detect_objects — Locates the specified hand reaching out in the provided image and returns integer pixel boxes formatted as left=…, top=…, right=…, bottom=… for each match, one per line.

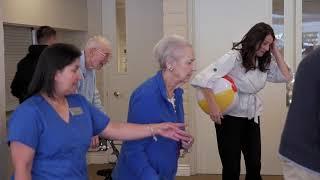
left=90, top=135, right=100, bottom=149
left=152, top=122, right=192, bottom=142
left=181, top=136, right=194, bottom=150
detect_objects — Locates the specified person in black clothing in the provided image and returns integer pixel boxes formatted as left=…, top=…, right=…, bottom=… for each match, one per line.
left=279, top=47, right=320, bottom=179
left=10, top=26, right=57, bottom=103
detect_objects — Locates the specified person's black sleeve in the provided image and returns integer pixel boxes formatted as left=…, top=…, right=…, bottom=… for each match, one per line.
left=10, top=61, right=29, bottom=103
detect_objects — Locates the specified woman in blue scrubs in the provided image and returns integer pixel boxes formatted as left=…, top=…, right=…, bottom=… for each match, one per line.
left=7, top=43, right=192, bottom=180
left=112, top=35, right=196, bottom=180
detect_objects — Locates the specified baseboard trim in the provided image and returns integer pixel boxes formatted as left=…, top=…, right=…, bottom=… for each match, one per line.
left=177, top=163, right=191, bottom=176
left=87, top=152, right=191, bottom=176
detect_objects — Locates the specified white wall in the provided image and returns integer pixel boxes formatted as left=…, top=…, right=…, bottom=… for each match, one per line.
left=195, top=0, right=272, bottom=71
left=3, top=0, right=87, bottom=31
left=193, top=0, right=288, bottom=175
left=87, top=0, right=102, bottom=36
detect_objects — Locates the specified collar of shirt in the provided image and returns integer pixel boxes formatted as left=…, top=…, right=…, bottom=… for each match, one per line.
left=80, top=51, right=87, bottom=77
left=155, top=71, right=183, bottom=103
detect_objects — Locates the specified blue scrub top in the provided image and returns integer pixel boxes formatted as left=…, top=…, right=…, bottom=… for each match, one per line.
left=112, top=71, right=184, bottom=180
left=7, top=94, right=110, bottom=180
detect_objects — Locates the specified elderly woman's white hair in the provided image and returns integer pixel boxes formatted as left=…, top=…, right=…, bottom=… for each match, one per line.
left=153, top=35, right=192, bottom=70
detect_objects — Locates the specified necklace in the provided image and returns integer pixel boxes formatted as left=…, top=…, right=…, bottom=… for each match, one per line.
left=43, top=95, right=70, bottom=122
left=167, top=96, right=176, bottom=113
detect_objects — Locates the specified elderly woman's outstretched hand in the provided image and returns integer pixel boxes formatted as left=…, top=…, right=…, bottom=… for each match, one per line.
left=181, top=126, right=194, bottom=151
left=152, top=122, right=192, bottom=142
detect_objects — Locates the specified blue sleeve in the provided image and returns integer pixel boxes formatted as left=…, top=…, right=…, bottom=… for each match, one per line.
left=121, top=90, right=159, bottom=180
left=7, top=103, right=42, bottom=150
left=80, top=96, right=110, bottom=136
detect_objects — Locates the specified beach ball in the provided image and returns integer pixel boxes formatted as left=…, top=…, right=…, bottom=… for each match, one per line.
left=196, top=75, right=238, bottom=115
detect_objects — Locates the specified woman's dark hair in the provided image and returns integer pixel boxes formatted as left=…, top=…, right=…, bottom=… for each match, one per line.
left=232, top=22, right=275, bottom=72
left=28, top=43, right=81, bottom=98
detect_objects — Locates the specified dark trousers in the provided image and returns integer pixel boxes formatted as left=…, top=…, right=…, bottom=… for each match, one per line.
left=215, top=115, right=262, bottom=180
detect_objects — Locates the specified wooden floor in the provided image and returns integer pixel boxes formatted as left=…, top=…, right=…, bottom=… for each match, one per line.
left=88, top=164, right=283, bottom=180
left=176, top=175, right=283, bottom=180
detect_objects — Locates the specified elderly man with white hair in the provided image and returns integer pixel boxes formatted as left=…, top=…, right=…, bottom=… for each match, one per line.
left=78, top=36, right=112, bottom=147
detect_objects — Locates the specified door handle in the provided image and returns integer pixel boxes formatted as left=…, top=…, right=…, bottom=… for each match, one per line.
left=114, top=91, right=121, bottom=97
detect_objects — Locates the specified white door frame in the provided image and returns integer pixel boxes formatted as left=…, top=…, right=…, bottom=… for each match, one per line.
left=0, top=0, right=10, bottom=179
left=101, top=0, right=117, bottom=114
left=185, top=0, right=198, bottom=175
left=284, top=0, right=302, bottom=72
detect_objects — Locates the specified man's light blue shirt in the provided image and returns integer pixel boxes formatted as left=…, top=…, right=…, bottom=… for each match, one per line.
left=78, top=51, right=104, bottom=112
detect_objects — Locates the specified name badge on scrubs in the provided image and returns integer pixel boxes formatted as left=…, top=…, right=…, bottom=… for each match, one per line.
left=69, top=107, right=83, bottom=116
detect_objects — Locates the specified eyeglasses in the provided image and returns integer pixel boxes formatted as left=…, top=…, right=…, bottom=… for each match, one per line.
left=96, top=49, right=111, bottom=59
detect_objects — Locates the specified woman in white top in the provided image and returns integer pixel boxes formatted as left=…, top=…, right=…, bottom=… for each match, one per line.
left=191, top=22, right=292, bottom=180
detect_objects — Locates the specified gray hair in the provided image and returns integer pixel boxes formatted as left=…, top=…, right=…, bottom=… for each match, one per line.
left=85, top=35, right=111, bottom=50
left=153, top=35, right=192, bottom=69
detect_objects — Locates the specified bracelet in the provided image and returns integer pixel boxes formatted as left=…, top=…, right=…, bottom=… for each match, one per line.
left=184, top=148, right=191, bottom=153
left=148, top=125, right=158, bottom=142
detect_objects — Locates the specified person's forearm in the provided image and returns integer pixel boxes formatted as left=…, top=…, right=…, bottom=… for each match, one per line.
left=201, top=88, right=218, bottom=114
left=14, top=168, right=31, bottom=180
left=273, top=50, right=292, bottom=81
left=101, top=122, right=156, bottom=141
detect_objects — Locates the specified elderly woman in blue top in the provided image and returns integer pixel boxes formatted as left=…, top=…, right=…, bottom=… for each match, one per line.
left=191, top=22, right=292, bottom=180
left=112, top=35, right=196, bottom=180
left=7, top=43, right=192, bottom=180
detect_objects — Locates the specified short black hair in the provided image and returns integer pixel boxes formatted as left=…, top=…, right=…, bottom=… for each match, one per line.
left=36, top=26, right=56, bottom=44
left=28, top=43, right=81, bottom=98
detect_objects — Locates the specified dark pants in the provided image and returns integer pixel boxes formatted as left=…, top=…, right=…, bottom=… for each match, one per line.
left=215, top=115, right=262, bottom=180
